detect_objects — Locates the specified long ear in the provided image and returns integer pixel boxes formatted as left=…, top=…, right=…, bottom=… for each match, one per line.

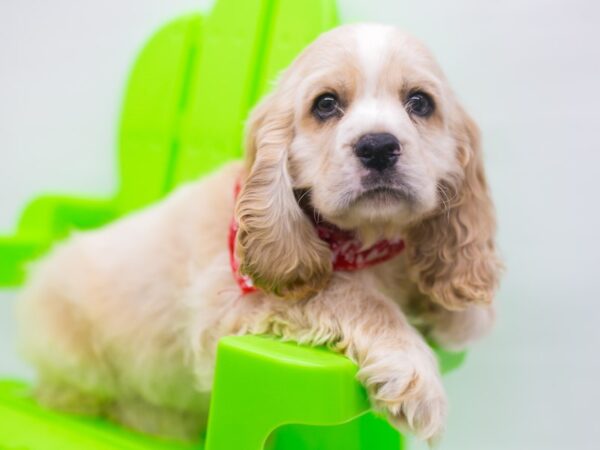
left=406, top=108, right=502, bottom=310
left=235, top=92, right=332, bottom=300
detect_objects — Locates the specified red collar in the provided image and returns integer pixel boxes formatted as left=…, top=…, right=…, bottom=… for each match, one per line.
left=229, top=182, right=405, bottom=295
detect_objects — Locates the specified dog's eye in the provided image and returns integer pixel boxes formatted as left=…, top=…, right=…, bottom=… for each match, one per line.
left=312, top=93, right=341, bottom=120
left=406, top=91, right=435, bottom=118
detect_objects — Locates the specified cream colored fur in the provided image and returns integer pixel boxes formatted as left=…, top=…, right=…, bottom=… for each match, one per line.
left=17, top=24, right=501, bottom=443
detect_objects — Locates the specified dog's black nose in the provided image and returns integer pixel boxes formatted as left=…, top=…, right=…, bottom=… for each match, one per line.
left=354, top=133, right=401, bottom=171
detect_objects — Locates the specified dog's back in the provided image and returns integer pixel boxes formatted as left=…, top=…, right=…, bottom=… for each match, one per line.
left=16, top=162, right=241, bottom=439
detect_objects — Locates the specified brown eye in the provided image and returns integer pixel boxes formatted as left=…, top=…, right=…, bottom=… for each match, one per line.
left=406, top=91, right=434, bottom=117
left=312, top=93, right=340, bottom=120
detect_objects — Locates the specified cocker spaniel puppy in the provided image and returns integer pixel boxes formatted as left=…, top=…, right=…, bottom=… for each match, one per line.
left=17, top=24, right=501, bottom=442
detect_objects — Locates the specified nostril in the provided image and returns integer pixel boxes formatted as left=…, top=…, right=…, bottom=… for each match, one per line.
left=354, top=133, right=401, bottom=171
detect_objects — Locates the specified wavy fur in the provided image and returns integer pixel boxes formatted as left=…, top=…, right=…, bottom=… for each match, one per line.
left=235, top=91, right=332, bottom=299
left=406, top=108, right=502, bottom=310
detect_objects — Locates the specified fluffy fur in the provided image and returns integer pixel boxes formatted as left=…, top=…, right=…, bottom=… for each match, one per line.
left=17, top=24, right=501, bottom=442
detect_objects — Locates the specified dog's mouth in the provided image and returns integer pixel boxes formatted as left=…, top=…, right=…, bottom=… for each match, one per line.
left=294, top=183, right=417, bottom=226
left=357, top=186, right=409, bottom=201
left=353, top=184, right=416, bottom=206
left=294, top=188, right=324, bottom=223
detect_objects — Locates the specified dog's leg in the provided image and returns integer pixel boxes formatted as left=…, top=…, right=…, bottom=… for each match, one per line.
left=419, top=303, right=496, bottom=351
left=216, top=274, right=447, bottom=442
left=17, top=252, right=117, bottom=418
left=35, top=378, right=107, bottom=416
left=107, top=398, right=207, bottom=442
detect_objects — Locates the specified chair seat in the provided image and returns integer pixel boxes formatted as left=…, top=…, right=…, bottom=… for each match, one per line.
left=0, top=335, right=463, bottom=449
left=0, top=336, right=405, bottom=450
left=0, top=380, right=197, bottom=450
left=0, top=336, right=386, bottom=450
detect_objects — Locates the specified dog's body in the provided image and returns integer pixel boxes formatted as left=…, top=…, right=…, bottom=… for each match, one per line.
left=18, top=24, right=500, bottom=442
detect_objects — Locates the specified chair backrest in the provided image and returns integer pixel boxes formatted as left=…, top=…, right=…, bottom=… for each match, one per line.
left=0, top=0, right=339, bottom=286
left=116, top=0, right=339, bottom=214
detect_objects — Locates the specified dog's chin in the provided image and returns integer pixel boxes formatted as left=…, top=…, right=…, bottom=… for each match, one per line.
left=321, top=187, right=422, bottom=231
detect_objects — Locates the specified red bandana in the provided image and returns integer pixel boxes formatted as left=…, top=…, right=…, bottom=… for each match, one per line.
left=228, top=182, right=405, bottom=294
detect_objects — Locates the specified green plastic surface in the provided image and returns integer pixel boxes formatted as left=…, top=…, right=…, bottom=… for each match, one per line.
left=0, top=380, right=197, bottom=450
left=1, top=0, right=466, bottom=448
left=0, top=335, right=463, bottom=450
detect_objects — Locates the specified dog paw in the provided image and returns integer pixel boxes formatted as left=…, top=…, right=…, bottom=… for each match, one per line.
left=358, top=345, right=447, bottom=441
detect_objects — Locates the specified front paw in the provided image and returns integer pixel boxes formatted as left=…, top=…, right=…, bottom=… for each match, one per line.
left=358, top=344, right=447, bottom=442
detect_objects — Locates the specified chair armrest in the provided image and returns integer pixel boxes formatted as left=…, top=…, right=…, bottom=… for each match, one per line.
left=18, top=195, right=116, bottom=238
left=205, top=336, right=465, bottom=450
left=0, top=195, right=116, bottom=287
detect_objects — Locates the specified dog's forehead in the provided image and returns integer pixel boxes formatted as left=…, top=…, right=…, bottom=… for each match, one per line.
left=353, top=24, right=393, bottom=93
left=300, top=24, right=437, bottom=88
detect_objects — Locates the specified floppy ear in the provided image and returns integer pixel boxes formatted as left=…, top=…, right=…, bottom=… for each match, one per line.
left=406, top=108, right=502, bottom=311
left=235, top=92, right=332, bottom=300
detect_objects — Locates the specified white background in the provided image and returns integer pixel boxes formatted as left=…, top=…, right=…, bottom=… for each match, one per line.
left=1, top=1, right=600, bottom=449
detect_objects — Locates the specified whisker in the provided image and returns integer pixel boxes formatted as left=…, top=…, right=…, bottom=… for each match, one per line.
left=296, top=187, right=312, bottom=204
left=313, top=208, right=322, bottom=224
left=436, top=182, right=455, bottom=223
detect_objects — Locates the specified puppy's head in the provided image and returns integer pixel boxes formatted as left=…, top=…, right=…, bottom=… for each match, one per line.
left=236, top=24, right=501, bottom=306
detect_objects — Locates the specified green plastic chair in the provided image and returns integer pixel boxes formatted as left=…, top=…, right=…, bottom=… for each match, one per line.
left=0, top=0, right=465, bottom=448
